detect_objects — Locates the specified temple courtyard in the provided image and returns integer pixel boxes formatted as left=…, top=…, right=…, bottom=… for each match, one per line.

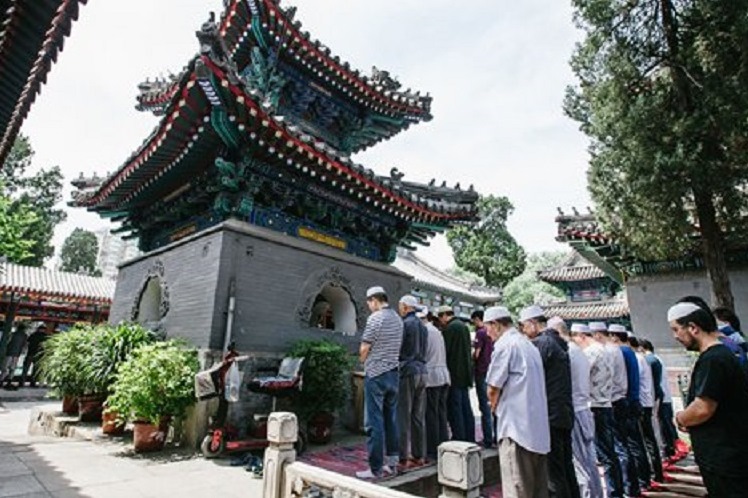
left=0, top=396, right=263, bottom=498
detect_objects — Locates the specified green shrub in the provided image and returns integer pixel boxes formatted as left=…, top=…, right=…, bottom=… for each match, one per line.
left=84, top=323, right=155, bottom=395
left=38, top=322, right=155, bottom=398
left=107, top=341, right=199, bottom=425
left=38, top=325, right=95, bottom=397
left=289, top=339, right=354, bottom=421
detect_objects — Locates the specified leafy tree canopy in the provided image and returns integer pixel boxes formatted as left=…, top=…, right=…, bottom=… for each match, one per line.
left=0, top=135, right=67, bottom=266
left=447, top=195, right=526, bottom=288
left=503, top=252, right=566, bottom=316
left=565, top=0, right=748, bottom=308
left=0, top=189, right=38, bottom=263
left=60, top=228, right=101, bottom=276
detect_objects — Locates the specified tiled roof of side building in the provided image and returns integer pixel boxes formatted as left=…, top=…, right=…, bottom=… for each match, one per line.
left=539, top=251, right=607, bottom=283
left=543, top=299, right=630, bottom=321
left=0, top=0, right=89, bottom=164
left=0, top=262, right=115, bottom=303
left=393, top=249, right=502, bottom=304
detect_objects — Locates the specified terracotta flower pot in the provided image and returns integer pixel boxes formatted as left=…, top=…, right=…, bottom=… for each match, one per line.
left=62, top=395, right=79, bottom=416
left=102, top=410, right=126, bottom=436
left=132, top=418, right=170, bottom=453
left=78, top=395, right=105, bottom=422
left=307, top=411, right=334, bottom=444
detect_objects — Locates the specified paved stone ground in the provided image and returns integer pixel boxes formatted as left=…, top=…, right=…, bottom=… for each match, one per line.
left=0, top=399, right=263, bottom=498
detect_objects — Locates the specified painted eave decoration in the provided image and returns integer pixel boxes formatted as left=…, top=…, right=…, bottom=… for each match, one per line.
left=0, top=0, right=89, bottom=165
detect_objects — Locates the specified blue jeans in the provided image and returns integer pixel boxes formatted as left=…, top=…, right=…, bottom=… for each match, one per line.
left=592, top=407, right=624, bottom=498
left=364, top=370, right=399, bottom=474
left=447, top=386, right=475, bottom=442
left=475, top=373, right=494, bottom=446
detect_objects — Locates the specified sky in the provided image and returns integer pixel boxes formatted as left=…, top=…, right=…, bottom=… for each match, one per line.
left=20, top=0, right=591, bottom=270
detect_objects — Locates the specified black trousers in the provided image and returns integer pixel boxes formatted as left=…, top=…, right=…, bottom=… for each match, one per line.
left=701, top=468, right=748, bottom=498
left=639, top=407, right=663, bottom=482
left=20, top=351, right=40, bottom=386
left=657, top=402, right=677, bottom=457
left=592, top=407, right=624, bottom=498
left=548, top=427, right=581, bottom=498
left=425, top=385, right=449, bottom=459
left=613, top=399, right=649, bottom=496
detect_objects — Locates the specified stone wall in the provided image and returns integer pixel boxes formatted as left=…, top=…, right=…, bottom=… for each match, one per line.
left=112, top=219, right=411, bottom=354
left=626, top=267, right=748, bottom=367
left=110, top=219, right=412, bottom=446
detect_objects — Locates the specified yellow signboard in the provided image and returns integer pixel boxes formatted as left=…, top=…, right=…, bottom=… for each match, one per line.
left=170, top=224, right=197, bottom=242
left=298, top=227, right=347, bottom=250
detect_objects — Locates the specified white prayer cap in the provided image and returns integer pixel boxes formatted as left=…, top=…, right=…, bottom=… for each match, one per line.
left=399, top=295, right=419, bottom=308
left=484, top=306, right=511, bottom=323
left=436, top=305, right=454, bottom=315
left=548, top=316, right=566, bottom=330
left=416, top=306, right=428, bottom=318
left=570, top=323, right=590, bottom=334
left=667, top=302, right=702, bottom=322
left=519, top=304, right=545, bottom=323
left=366, top=286, right=386, bottom=298
left=588, top=322, right=607, bottom=332
left=608, top=324, right=626, bottom=334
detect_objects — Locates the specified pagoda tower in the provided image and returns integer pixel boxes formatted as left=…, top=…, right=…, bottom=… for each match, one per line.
left=71, top=1, right=479, bottom=358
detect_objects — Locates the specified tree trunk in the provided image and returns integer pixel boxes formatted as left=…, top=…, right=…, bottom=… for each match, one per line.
left=0, top=294, right=19, bottom=376
left=693, top=187, right=734, bottom=310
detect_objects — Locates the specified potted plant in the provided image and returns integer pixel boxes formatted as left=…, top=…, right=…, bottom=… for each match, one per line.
left=107, top=341, right=199, bottom=452
left=289, top=339, right=354, bottom=444
left=84, top=323, right=154, bottom=429
left=38, top=326, right=95, bottom=415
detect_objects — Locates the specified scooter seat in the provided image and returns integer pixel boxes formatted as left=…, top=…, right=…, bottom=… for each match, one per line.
left=247, top=357, right=304, bottom=396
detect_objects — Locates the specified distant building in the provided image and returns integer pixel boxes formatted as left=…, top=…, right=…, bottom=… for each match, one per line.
left=393, top=249, right=502, bottom=318
left=0, top=261, right=114, bottom=331
left=95, top=229, right=140, bottom=280
left=539, top=251, right=630, bottom=326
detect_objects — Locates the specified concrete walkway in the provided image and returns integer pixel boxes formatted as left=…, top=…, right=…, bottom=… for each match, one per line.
left=0, top=400, right=263, bottom=497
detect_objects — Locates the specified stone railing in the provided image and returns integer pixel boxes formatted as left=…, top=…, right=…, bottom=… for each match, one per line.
left=263, top=412, right=483, bottom=498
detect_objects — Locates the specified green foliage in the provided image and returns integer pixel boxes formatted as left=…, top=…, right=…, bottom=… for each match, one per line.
left=565, top=0, right=748, bottom=300
left=82, top=323, right=156, bottom=395
left=0, top=136, right=67, bottom=266
left=60, top=228, right=101, bottom=276
left=38, top=326, right=95, bottom=397
left=288, top=339, right=355, bottom=421
left=0, top=191, right=37, bottom=262
left=107, top=341, right=199, bottom=425
left=502, top=252, right=567, bottom=316
left=447, top=195, right=527, bottom=287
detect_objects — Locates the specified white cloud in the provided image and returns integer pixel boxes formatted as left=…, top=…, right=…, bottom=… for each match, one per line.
left=19, top=0, right=590, bottom=270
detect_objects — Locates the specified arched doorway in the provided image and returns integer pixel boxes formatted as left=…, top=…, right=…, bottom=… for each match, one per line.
left=308, top=283, right=357, bottom=335
left=136, top=276, right=162, bottom=325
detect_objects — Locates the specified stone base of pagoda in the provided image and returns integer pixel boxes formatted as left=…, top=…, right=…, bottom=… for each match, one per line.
left=108, top=218, right=411, bottom=442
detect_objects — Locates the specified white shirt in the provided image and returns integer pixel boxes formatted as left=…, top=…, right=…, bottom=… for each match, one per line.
left=605, top=343, right=628, bottom=402
left=655, top=353, right=672, bottom=403
left=636, top=352, right=654, bottom=408
left=568, top=342, right=591, bottom=412
left=424, top=322, right=451, bottom=388
left=584, top=341, right=612, bottom=408
left=486, top=328, right=550, bottom=455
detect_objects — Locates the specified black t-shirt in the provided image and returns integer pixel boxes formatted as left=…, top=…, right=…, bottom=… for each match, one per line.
left=687, top=343, right=748, bottom=475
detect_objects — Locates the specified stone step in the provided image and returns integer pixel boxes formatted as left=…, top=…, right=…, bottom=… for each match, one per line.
left=644, top=493, right=702, bottom=498
left=27, top=407, right=108, bottom=442
left=667, top=464, right=701, bottom=475
left=649, top=482, right=707, bottom=497
left=667, top=472, right=704, bottom=487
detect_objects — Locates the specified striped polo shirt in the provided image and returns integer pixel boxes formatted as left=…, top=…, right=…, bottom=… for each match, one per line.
left=362, top=306, right=403, bottom=378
